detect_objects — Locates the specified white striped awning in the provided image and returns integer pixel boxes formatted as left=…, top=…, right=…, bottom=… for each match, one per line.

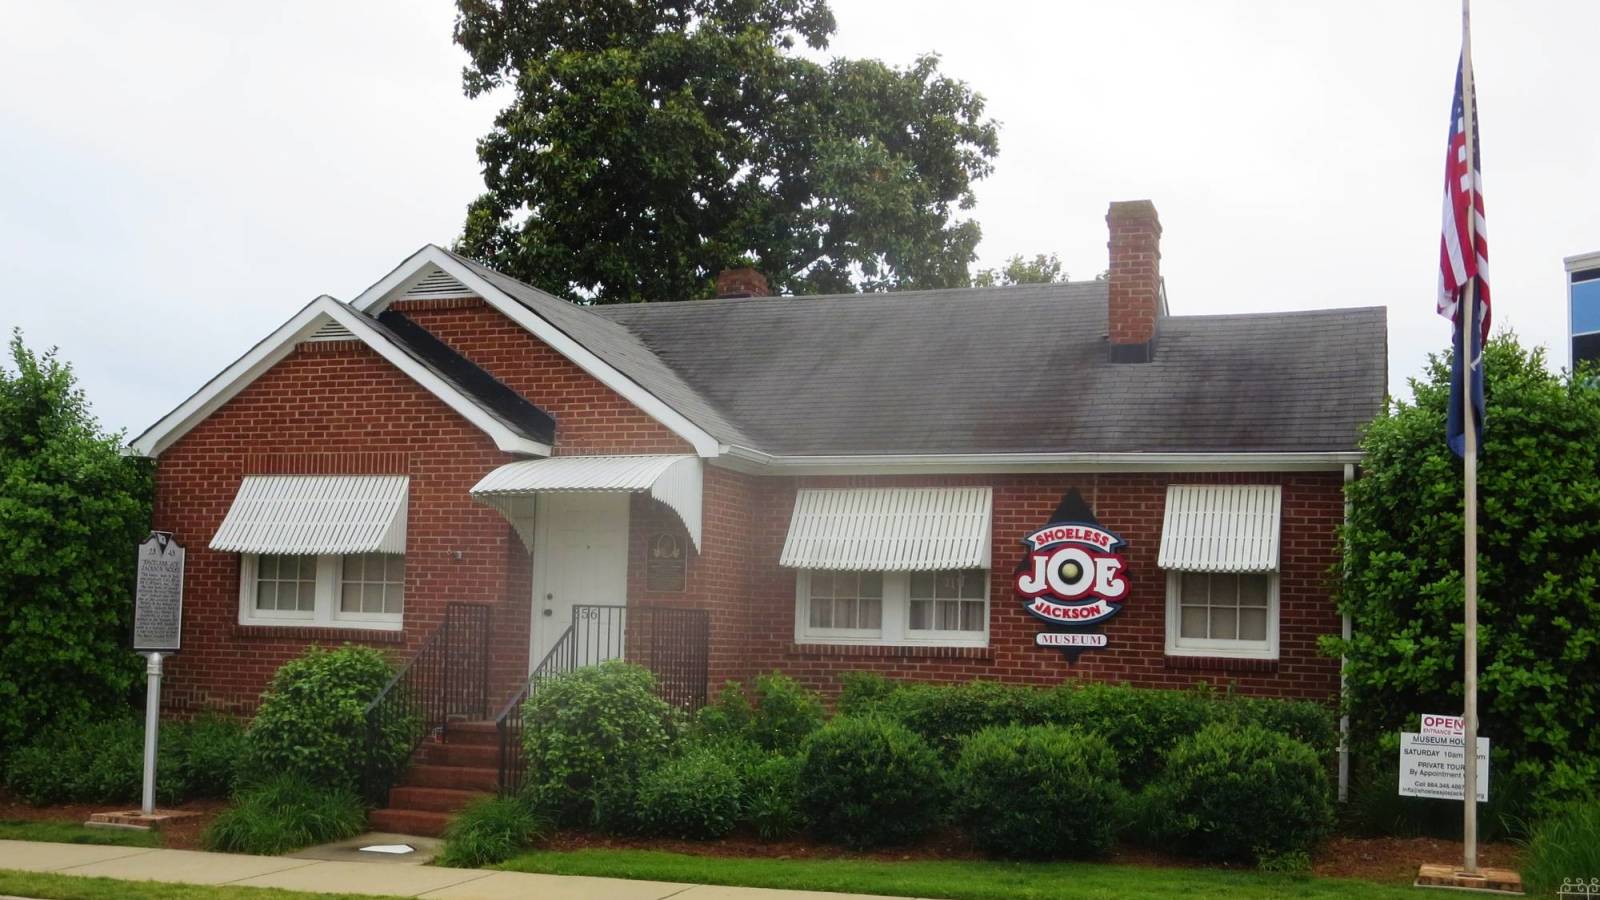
left=210, top=475, right=409, bottom=555
left=1157, top=484, right=1282, bottom=573
left=779, top=487, right=992, bottom=572
left=470, top=455, right=702, bottom=550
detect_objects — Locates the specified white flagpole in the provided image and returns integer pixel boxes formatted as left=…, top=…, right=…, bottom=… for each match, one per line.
left=1458, top=0, right=1481, bottom=876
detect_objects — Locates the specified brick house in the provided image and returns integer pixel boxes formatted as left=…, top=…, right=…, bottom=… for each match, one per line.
left=131, top=200, right=1384, bottom=827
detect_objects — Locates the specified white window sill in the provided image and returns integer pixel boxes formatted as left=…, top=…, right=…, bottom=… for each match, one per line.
left=797, top=633, right=988, bottom=650
left=238, top=614, right=403, bottom=633
left=1164, top=643, right=1277, bottom=661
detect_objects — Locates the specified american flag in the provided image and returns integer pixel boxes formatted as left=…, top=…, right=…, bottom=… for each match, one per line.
left=1440, top=52, right=1488, bottom=457
left=1438, top=54, right=1490, bottom=338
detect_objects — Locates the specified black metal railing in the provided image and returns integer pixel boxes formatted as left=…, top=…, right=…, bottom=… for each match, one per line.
left=494, top=603, right=710, bottom=794
left=361, top=602, right=490, bottom=802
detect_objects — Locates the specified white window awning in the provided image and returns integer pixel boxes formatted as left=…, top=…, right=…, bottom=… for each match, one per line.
left=779, top=487, right=992, bottom=572
left=470, top=455, right=702, bottom=550
left=1158, top=484, right=1282, bottom=573
left=210, top=475, right=409, bottom=555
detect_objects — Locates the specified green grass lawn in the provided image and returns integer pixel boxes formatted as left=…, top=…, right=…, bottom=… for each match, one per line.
left=500, top=848, right=1421, bottom=900
left=0, top=820, right=160, bottom=848
left=0, top=869, right=404, bottom=900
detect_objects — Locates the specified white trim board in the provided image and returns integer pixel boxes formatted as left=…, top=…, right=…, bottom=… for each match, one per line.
left=351, top=245, right=721, bottom=458
left=127, top=296, right=551, bottom=458
left=715, top=447, right=1363, bottom=475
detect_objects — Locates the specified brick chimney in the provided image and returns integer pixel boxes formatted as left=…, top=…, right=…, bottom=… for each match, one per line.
left=1106, top=200, right=1164, bottom=363
left=714, top=267, right=770, bottom=299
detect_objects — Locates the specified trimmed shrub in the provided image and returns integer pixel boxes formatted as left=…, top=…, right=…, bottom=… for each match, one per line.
left=1522, top=801, right=1600, bottom=896
left=201, top=775, right=365, bottom=855
left=694, top=674, right=824, bottom=754
left=3, top=717, right=193, bottom=805
left=437, top=796, right=550, bottom=868
left=170, top=713, right=248, bottom=798
left=798, top=717, right=943, bottom=849
left=952, top=725, right=1125, bottom=859
left=1140, top=723, right=1333, bottom=863
left=522, top=661, right=675, bottom=825
left=741, top=753, right=807, bottom=840
left=635, top=745, right=743, bottom=839
left=245, top=645, right=405, bottom=791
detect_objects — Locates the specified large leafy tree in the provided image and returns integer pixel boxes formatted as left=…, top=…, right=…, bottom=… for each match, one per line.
left=1330, top=335, right=1600, bottom=807
left=453, top=0, right=999, bottom=302
left=0, top=331, right=150, bottom=754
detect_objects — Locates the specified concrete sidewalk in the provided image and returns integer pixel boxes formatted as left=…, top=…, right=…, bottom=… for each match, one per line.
left=0, top=840, right=903, bottom=899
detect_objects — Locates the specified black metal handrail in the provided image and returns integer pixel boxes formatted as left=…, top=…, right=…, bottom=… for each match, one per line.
left=493, top=603, right=710, bottom=795
left=361, top=602, right=490, bottom=802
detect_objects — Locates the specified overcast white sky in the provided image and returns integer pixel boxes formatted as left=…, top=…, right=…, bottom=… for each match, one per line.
left=2, top=1, right=1595, bottom=437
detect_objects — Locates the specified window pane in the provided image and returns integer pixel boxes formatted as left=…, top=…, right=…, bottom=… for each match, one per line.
left=341, top=582, right=361, bottom=613
left=936, top=600, right=960, bottom=630
left=1239, top=607, right=1268, bottom=641
left=910, top=571, right=934, bottom=599
left=344, top=554, right=364, bottom=581
left=809, top=596, right=832, bottom=628
left=259, top=556, right=278, bottom=580
left=1210, top=607, right=1237, bottom=640
left=859, top=596, right=881, bottom=630
left=1180, top=605, right=1207, bottom=638
left=960, top=600, right=985, bottom=631
left=383, top=587, right=403, bottom=615
left=909, top=599, right=931, bottom=630
left=1239, top=574, right=1270, bottom=607
left=859, top=572, right=882, bottom=598
left=1181, top=571, right=1210, bottom=603
left=835, top=597, right=858, bottom=627
left=257, top=582, right=277, bottom=611
left=959, top=570, right=986, bottom=599
left=385, top=555, right=405, bottom=581
left=1212, top=573, right=1239, bottom=605
left=936, top=570, right=961, bottom=598
left=812, top=572, right=834, bottom=598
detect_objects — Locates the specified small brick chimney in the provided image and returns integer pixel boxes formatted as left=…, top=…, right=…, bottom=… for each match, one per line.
left=714, top=267, right=770, bottom=299
left=1106, top=200, right=1164, bottom=363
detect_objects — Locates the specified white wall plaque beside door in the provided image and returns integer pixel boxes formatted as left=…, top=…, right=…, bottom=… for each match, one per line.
left=134, top=532, right=185, bottom=652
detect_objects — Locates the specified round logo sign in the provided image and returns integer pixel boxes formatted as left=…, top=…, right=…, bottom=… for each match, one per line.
left=1014, top=522, right=1129, bottom=627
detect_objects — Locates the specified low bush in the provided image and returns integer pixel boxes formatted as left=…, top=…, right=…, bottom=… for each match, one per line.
left=741, top=754, right=807, bottom=840
left=952, top=725, right=1125, bottom=859
left=1521, top=801, right=1600, bottom=896
left=201, top=775, right=365, bottom=855
left=695, top=673, right=824, bottom=754
left=838, top=674, right=1338, bottom=786
left=798, top=717, right=943, bottom=849
left=2, top=714, right=243, bottom=806
left=437, top=796, right=550, bottom=868
left=635, top=745, right=743, bottom=839
left=245, top=645, right=406, bottom=792
left=522, top=661, right=675, bottom=825
left=1139, top=723, right=1333, bottom=863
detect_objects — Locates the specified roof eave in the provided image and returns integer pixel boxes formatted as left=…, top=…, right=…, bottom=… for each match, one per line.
left=715, top=446, right=1363, bottom=476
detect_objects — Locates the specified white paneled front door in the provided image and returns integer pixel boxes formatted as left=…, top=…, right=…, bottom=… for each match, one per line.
left=528, top=492, right=630, bottom=673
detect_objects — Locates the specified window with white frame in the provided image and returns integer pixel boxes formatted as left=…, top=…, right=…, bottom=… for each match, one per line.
left=795, top=568, right=988, bottom=647
left=1165, top=571, right=1277, bottom=658
left=239, top=553, right=405, bottom=629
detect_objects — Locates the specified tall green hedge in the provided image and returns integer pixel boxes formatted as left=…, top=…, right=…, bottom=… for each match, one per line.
left=0, top=332, right=151, bottom=758
left=1330, top=336, right=1600, bottom=809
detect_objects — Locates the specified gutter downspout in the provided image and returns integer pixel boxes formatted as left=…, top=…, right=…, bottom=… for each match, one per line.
left=1339, top=462, right=1355, bottom=802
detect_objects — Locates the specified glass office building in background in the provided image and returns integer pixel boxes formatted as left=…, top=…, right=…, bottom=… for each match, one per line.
left=1569, top=251, right=1600, bottom=372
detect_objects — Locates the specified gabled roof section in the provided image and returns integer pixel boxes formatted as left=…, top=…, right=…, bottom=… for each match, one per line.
left=352, top=246, right=729, bottom=456
left=127, top=296, right=553, bottom=458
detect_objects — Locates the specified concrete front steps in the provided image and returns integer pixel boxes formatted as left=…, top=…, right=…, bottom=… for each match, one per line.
left=367, top=721, right=498, bottom=837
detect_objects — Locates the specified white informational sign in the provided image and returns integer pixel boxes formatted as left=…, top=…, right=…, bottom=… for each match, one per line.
left=1419, top=713, right=1466, bottom=738
left=133, top=533, right=185, bottom=652
left=1398, top=732, right=1489, bottom=802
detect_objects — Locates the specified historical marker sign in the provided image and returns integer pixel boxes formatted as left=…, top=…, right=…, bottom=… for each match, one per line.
left=133, top=533, right=185, bottom=652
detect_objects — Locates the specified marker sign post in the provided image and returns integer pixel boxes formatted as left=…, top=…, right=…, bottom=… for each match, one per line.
left=1399, top=713, right=1489, bottom=803
left=133, top=533, right=184, bottom=816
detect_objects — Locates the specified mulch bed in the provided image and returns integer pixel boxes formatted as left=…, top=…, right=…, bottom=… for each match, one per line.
left=0, top=790, right=228, bottom=850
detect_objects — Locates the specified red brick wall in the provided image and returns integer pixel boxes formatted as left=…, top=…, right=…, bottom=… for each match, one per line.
left=152, top=339, right=534, bottom=715
left=735, top=471, right=1343, bottom=702
left=390, top=298, right=691, bottom=456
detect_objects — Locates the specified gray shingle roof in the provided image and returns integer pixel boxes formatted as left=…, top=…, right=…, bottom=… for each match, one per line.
left=444, top=253, right=1388, bottom=456
left=587, top=282, right=1386, bottom=455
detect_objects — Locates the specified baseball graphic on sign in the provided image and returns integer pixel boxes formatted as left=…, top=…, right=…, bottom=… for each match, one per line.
left=1014, top=489, right=1129, bottom=658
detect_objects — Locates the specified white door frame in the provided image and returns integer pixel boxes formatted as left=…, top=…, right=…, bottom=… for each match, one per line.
left=527, top=492, right=631, bottom=673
